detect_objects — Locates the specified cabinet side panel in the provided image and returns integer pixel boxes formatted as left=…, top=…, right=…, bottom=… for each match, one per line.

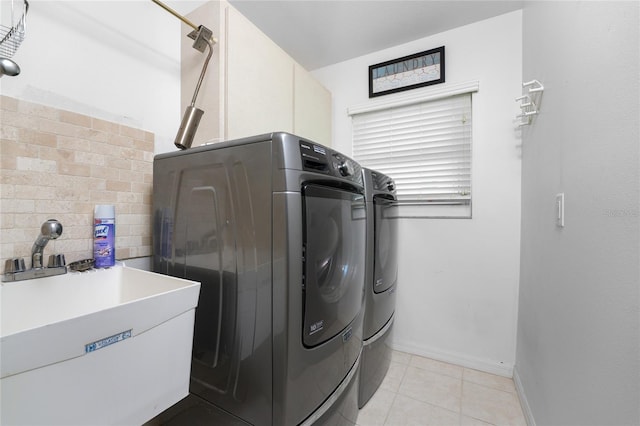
left=225, top=5, right=294, bottom=139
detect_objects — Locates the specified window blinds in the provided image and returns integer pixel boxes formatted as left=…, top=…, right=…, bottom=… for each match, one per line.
left=352, top=93, right=472, bottom=203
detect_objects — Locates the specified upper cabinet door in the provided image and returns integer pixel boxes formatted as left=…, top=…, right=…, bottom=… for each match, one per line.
left=294, top=63, right=332, bottom=147
left=225, top=6, right=294, bottom=139
left=184, top=2, right=332, bottom=146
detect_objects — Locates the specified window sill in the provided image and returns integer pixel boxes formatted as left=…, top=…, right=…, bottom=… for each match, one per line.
left=385, top=202, right=472, bottom=219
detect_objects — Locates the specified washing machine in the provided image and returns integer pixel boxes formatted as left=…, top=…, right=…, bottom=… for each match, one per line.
left=358, top=168, right=398, bottom=408
left=151, top=132, right=366, bottom=425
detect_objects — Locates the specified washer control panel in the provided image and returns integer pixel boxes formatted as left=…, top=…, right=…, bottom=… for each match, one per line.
left=332, top=153, right=357, bottom=177
left=299, top=140, right=363, bottom=185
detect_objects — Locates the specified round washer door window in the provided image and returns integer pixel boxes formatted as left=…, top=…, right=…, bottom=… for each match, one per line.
left=301, top=184, right=366, bottom=348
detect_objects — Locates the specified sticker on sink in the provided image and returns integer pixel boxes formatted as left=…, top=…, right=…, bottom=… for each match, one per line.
left=85, top=330, right=132, bottom=353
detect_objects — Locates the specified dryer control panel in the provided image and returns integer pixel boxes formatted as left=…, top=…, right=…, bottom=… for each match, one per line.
left=371, top=170, right=397, bottom=195
left=299, top=140, right=363, bottom=185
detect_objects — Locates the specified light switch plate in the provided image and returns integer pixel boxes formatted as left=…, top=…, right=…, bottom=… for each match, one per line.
left=556, top=193, right=565, bottom=227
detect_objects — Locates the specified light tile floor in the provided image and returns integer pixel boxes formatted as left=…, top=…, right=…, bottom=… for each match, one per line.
left=357, top=351, right=527, bottom=426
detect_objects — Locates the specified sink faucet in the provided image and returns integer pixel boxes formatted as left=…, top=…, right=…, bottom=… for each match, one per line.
left=2, top=219, right=67, bottom=282
left=31, top=219, right=63, bottom=269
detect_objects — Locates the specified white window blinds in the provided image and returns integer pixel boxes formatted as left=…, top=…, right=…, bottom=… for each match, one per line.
left=352, top=93, right=472, bottom=203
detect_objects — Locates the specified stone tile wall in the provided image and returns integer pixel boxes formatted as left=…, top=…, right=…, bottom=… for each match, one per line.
left=0, top=95, right=154, bottom=267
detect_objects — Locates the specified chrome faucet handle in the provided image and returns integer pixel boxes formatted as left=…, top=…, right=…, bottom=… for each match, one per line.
left=47, top=254, right=66, bottom=268
left=4, top=258, right=26, bottom=274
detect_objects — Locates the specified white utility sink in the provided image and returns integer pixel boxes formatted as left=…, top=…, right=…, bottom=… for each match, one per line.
left=0, top=264, right=200, bottom=426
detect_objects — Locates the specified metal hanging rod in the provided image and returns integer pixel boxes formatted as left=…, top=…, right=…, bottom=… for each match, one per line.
left=151, top=0, right=218, bottom=150
left=151, top=0, right=217, bottom=44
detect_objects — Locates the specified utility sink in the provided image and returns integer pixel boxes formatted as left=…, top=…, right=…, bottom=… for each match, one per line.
left=0, top=264, right=201, bottom=426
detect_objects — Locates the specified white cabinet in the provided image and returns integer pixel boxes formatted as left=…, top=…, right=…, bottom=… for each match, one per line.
left=225, top=6, right=294, bottom=140
left=183, top=2, right=332, bottom=147
left=294, top=63, right=332, bottom=147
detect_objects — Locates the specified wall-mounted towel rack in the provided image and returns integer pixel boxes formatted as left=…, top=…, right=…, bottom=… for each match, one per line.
left=516, top=79, right=544, bottom=126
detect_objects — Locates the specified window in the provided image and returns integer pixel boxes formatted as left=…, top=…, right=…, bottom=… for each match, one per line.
left=350, top=81, right=478, bottom=218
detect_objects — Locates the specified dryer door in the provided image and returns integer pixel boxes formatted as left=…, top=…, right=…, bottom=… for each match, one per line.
left=302, top=184, right=366, bottom=348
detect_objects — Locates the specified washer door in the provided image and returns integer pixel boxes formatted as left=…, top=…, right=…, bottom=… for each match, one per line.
left=373, top=195, right=398, bottom=294
left=302, top=184, right=366, bottom=348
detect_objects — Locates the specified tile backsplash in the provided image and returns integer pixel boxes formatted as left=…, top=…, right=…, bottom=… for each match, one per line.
left=0, top=95, right=154, bottom=267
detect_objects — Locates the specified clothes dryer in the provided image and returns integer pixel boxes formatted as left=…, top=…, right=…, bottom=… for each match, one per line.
left=359, top=168, right=398, bottom=408
left=152, top=133, right=365, bottom=425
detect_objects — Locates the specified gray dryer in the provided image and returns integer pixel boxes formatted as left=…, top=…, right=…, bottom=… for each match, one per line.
left=359, top=168, right=398, bottom=408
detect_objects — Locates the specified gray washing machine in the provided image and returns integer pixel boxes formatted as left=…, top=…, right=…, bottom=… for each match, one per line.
left=151, top=132, right=365, bottom=425
left=358, top=168, right=398, bottom=408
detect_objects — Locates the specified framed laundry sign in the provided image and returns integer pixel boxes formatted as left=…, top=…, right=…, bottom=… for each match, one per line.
left=368, top=46, right=445, bottom=98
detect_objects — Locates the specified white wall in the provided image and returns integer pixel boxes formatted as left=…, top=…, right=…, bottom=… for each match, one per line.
left=516, top=2, right=639, bottom=425
left=0, top=0, right=199, bottom=154
left=313, top=11, right=523, bottom=375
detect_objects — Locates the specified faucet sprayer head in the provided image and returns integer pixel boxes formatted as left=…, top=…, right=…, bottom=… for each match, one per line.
left=31, top=219, right=63, bottom=269
left=42, top=219, right=63, bottom=239
left=33, top=219, right=63, bottom=248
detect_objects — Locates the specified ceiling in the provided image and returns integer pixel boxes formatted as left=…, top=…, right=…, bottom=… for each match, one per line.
left=226, top=0, right=524, bottom=70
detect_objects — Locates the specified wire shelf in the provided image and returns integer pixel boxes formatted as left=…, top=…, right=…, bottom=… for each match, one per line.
left=0, top=0, right=28, bottom=58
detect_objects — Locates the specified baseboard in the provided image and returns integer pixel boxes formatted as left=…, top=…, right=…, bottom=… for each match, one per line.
left=513, top=367, right=536, bottom=426
left=391, top=341, right=514, bottom=378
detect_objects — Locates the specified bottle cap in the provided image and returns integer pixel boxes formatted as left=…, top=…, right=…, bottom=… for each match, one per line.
left=94, top=204, right=115, bottom=218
